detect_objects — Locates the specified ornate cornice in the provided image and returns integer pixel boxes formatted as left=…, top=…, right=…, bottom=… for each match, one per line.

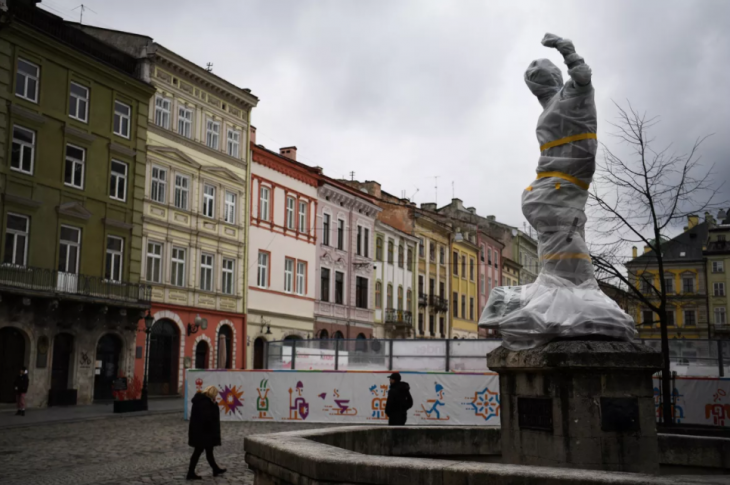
left=252, top=145, right=318, bottom=188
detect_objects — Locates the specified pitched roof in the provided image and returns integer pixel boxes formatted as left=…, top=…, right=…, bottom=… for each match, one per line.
left=630, top=222, right=709, bottom=264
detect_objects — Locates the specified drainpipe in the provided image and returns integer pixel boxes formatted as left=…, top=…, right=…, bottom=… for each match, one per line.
left=242, top=108, right=253, bottom=368
left=348, top=203, right=354, bottom=338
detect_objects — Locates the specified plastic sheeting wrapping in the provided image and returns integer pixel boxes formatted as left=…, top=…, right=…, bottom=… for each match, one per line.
left=479, top=34, right=636, bottom=350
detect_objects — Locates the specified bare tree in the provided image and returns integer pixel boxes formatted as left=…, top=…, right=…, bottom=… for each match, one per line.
left=589, top=101, right=725, bottom=426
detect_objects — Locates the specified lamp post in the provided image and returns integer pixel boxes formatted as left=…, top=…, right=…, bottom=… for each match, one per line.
left=141, top=310, right=154, bottom=410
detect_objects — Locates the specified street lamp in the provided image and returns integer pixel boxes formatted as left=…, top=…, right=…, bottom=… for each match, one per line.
left=141, top=311, right=154, bottom=410
left=187, top=314, right=208, bottom=336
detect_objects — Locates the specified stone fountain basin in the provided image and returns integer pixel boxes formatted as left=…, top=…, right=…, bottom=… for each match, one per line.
left=244, top=426, right=730, bottom=485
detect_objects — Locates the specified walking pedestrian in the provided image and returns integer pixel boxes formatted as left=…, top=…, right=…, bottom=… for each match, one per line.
left=385, top=372, right=412, bottom=426
left=187, top=385, right=226, bottom=480
left=14, top=367, right=28, bottom=416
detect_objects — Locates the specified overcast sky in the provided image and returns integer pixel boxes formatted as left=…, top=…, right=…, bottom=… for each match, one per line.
left=42, top=0, right=730, bottom=233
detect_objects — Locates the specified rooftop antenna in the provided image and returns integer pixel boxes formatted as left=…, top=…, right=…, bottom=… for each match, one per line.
left=434, top=176, right=440, bottom=206
left=206, top=62, right=214, bottom=72
left=349, top=171, right=355, bottom=181
left=410, top=187, right=419, bottom=201
left=452, top=181, right=455, bottom=200
left=73, top=4, right=95, bottom=24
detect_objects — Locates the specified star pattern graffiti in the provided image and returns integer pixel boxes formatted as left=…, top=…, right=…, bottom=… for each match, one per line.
left=218, top=385, right=244, bottom=415
left=468, top=388, right=500, bottom=421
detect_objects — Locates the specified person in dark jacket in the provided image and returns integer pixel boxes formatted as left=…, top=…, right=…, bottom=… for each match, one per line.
left=187, top=385, right=226, bottom=480
left=385, top=372, right=413, bottom=426
left=14, top=367, right=29, bottom=416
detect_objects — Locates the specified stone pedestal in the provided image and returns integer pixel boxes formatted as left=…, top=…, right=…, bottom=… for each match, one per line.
left=488, top=340, right=662, bottom=474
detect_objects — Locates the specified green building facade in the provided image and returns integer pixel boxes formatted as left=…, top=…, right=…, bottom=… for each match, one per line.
left=0, top=1, right=155, bottom=408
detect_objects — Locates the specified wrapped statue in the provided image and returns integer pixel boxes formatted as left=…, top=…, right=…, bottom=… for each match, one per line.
left=479, top=33, right=636, bottom=350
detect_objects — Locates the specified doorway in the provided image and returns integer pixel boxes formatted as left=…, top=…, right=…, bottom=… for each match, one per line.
left=148, top=319, right=179, bottom=395
left=0, top=327, right=26, bottom=403
left=217, top=326, right=232, bottom=369
left=94, top=334, right=122, bottom=401
left=194, top=341, right=209, bottom=369
left=253, top=337, right=265, bottom=370
left=51, top=333, right=74, bottom=391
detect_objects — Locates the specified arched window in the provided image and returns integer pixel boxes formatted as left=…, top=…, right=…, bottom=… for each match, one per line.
left=218, top=326, right=233, bottom=369
left=355, top=333, right=367, bottom=352
left=387, top=284, right=393, bottom=310
left=387, top=240, right=394, bottom=264
left=397, top=286, right=404, bottom=311
left=195, top=340, right=209, bottom=369
left=406, top=289, right=412, bottom=311
left=319, top=329, right=329, bottom=339
left=375, top=281, right=382, bottom=309
left=398, top=245, right=404, bottom=268
left=376, top=237, right=383, bottom=261
left=333, top=331, right=344, bottom=339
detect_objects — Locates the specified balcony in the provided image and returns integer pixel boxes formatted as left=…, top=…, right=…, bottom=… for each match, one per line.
left=385, top=309, right=413, bottom=327
left=0, top=265, right=151, bottom=307
left=418, top=292, right=428, bottom=307
left=429, top=294, right=449, bottom=313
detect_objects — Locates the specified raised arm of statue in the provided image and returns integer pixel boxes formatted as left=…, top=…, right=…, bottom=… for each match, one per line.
left=541, top=33, right=592, bottom=87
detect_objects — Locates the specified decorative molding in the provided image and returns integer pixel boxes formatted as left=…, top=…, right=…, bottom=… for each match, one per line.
left=104, top=218, right=134, bottom=230
left=3, top=194, right=42, bottom=209
left=11, top=104, right=47, bottom=124
left=201, top=165, right=245, bottom=184
left=110, top=142, right=136, bottom=158
left=148, top=145, right=201, bottom=168
left=64, top=125, right=96, bottom=142
left=57, top=201, right=92, bottom=221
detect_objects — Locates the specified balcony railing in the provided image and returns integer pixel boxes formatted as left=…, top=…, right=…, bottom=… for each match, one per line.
left=0, top=265, right=151, bottom=304
left=418, top=292, right=428, bottom=307
left=429, top=294, right=449, bottom=313
left=385, top=309, right=413, bottom=326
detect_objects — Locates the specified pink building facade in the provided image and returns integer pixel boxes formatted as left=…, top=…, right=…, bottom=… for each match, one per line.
left=314, top=180, right=380, bottom=340
left=478, top=230, right=504, bottom=331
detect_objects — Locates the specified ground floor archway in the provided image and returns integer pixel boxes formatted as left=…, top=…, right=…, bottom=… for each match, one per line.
left=51, top=333, right=74, bottom=391
left=0, top=327, right=26, bottom=403
left=253, top=337, right=266, bottom=370
left=148, top=319, right=180, bottom=396
left=195, top=340, right=209, bottom=369
left=94, top=333, right=122, bottom=401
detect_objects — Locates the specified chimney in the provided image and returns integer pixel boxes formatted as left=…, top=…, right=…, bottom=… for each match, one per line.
left=420, top=202, right=437, bottom=212
left=487, top=215, right=496, bottom=222
left=644, top=245, right=651, bottom=253
left=705, top=211, right=716, bottom=227
left=719, top=209, right=727, bottom=222
left=363, top=181, right=382, bottom=199
left=687, top=214, right=699, bottom=230
left=313, top=166, right=323, bottom=174
left=632, top=246, right=637, bottom=258
left=280, top=146, right=297, bottom=161
left=250, top=126, right=257, bottom=145
left=451, top=198, right=464, bottom=210
left=467, top=207, right=476, bottom=215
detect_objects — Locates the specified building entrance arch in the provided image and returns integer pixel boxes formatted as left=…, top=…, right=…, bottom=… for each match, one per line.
left=253, top=337, right=266, bottom=370
left=148, top=319, right=180, bottom=396
left=94, top=334, right=122, bottom=401
left=0, top=327, right=26, bottom=403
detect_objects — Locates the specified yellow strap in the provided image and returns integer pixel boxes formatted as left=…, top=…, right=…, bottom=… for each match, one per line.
left=536, top=171, right=590, bottom=190
left=541, top=252, right=592, bottom=261
left=525, top=186, right=533, bottom=192
left=540, top=133, right=597, bottom=152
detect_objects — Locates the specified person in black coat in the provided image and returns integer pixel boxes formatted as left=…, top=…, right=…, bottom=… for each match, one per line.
left=14, top=367, right=29, bottom=416
left=385, top=372, right=413, bottom=426
left=187, top=385, right=226, bottom=480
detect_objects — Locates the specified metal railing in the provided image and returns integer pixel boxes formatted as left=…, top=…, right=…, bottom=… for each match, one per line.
left=429, top=294, right=449, bottom=313
left=418, top=292, right=428, bottom=307
left=385, top=309, right=412, bottom=326
left=0, top=264, right=151, bottom=303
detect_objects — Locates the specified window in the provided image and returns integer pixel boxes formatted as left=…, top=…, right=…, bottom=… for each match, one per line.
left=11, top=125, right=35, bottom=174
left=418, top=312, right=424, bottom=334
left=257, top=252, right=269, bottom=288
left=109, top=160, right=128, bottom=201
left=113, top=101, right=131, bottom=138
left=356, top=277, right=368, bottom=308
left=284, top=258, right=294, bottom=293
left=375, top=281, right=382, bottom=308
left=713, top=261, right=725, bottom=273
left=357, top=226, right=362, bottom=255
left=105, top=236, right=124, bottom=282
left=716, top=307, right=727, bottom=325
left=439, top=281, right=445, bottom=298
left=488, top=277, right=492, bottom=292
left=364, top=228, right=370, bottom=258
left=260, top=187, right=271, bottom=221
left=154, top=96, right=171, bottom=129
left=429, top=242, right=435, bottom=261
left=481, top=276, right=486, bottom=294
left=323, top=214, right=331, bottom=246
left=206, top=119, right=220, bottom=149
left=407, top=289, right=412, bottom=311
left=461, top=295, right=466, bottom=319
left=440, top=246, right=445, bottom=265
left=418, top=275, right=424, bottom=295
left=398, top=286, right=403, bottom=310
left=398, top=245, right=404, bottom=268
left=146, top=241, right=162, bottom=283
left=666, top=310, right=675, bottom=326
left=453, top=251, right=458, bottom=275
left=174, top=174, right=189, bottom=210
left=221, top=258, right=236, bottom=295
left=227, top=129, right=240, bottom=158
left=224, top=192, right=236, bottom=224
left=461, top=255, right=467, bottom=278
left=488, top=249, right=492, bottom=265
left=494, top=253, right=499, bottom=269
left=16, top=58, right=39, bottom=102
left=715, top=282, right=727, bottom=297
left=68, top=82, right=89, bottom=122
left=171, top=247, right=186, bottom=287
left=387, top=284, right=393, bottom=309
left=335, top=271, right=344, bottom=304
left=376, top=237, right=383, bottom=261
left=296, top=261, right=306, bottom=296
left=178, top=106, right=192, bottom=138
left=664, top=275, right=674, bottom=293
left=58, top=226, right=80, bottom=274
left=418, top=238, right=425, bottom=258
left=64, top=144, right=85, bottom=189
left=299, top=201, right=308, bottom=232
left=429, top=314, right=435, bottom=335
left=4, top=214, right=29, bottom=266
left=684, top=310, right=696, bottom=327
left=439, top=316, right=445, bottom=336
left=321, top=268, right=330, bottom=302
left=200, top=253, right=213, bottom=291
left=642, top=310, right=654, bottom=325
left=470, top=259, right=475, bottom=281
left=387, top=239, right=394, bottom=264
left=453, top=292, right=458, bottom=318
left=641, top=275, right=654, bottom=294
left=203, top=185, right=216, bottom=218
left=480, top=245, right=485, bottom=262
left=407, top=248, right=413, bottom=271
left=682, top=276, right=695, bottom=294
left=470, top=297, right=474, bottom=320
left=337, top=219, right=344, bottom=250
left=150, top=166, right=167, bottom=203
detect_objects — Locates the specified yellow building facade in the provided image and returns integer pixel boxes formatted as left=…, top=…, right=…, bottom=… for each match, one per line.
left=450, top=232, right=480, bottom=339
left=707, top=214, right=729, bottom=335
left=415, top=213, right=451, bottom=338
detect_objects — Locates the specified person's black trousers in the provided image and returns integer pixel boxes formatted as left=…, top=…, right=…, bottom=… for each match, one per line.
left=388, top=415, right=407, bottom=426
left=188, top=446, right=218, bottom=474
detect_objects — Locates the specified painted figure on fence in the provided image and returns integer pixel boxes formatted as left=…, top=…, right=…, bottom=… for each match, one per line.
left=255, top=379, right=272, bottom=420
left=479, top=33, right=635, bottom=350
left=323, top=389, right=358, bottom=416
left=416, top=382, right=449, bottom=421
left=284, top=381, right=310, bottom=420
left=368, top=384, right=389, bottom=420
left=466, top=387, right=500, bottom=421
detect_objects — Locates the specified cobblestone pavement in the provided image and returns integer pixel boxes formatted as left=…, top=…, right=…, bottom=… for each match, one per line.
left=0, top=414, right=335, bottom=485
